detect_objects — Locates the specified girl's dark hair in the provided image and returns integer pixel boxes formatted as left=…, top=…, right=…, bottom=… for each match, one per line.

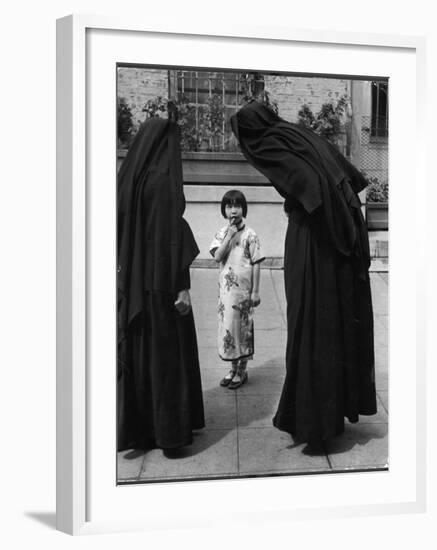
left=220, top=189, right=248, bottom=218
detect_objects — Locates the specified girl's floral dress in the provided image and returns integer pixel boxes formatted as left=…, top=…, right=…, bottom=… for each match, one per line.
left=209, top=225, right=264, bottom=361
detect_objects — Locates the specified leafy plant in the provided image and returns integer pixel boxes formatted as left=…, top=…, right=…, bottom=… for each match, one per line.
left=297, top=104, right=316, bottom=128
left=364, top=175, right=389, bottom=203
left=174, top=94, right=199, bottom=151
left=297, top=95, right=348, bottom=146
left=117, top=97, right=134, bottom=148
left=141, top=93, right=226, bottom=152
left=142, top=96, right=168, bottom=118
left=141, top=94, right=200, bottom=150
left=200, top=94, right=225, bottom=152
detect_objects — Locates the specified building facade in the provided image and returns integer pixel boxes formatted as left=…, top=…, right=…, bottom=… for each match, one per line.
left=117, top=67, right=388, bottom=261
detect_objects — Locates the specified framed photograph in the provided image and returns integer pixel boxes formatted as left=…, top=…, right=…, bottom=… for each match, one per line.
left=56, top=15, right=427, bottom=535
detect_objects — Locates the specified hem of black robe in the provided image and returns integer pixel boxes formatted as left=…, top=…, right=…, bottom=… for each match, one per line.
left=117, top=437, right=157, bottom=453
left=155, top=422, right=206, bottom=450
left=118, top=424, right=205, bottom=452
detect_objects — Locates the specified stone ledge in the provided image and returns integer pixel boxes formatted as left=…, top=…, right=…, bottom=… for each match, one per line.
left=192, top=258, right=284, bottom=269
left=192, top=256, right=388, bottom=272
left=184, top=185, right=283, bottom=203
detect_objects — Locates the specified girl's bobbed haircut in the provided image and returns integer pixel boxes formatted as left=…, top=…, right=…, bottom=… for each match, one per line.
left=221, top=189, right=248, bottom=218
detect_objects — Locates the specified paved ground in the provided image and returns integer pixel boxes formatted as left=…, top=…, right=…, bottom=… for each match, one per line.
left=117, top=267, right=388, bottom=483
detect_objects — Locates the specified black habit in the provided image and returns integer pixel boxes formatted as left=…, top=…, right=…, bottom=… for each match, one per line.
left=231, top=101, right=377, bottom=445
left=117, top=117, right=204, bottom=451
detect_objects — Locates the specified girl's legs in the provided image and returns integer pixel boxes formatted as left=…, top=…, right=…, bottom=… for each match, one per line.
left=228, top=358, right=248, bottom=389
left=238, top=358, right=248, bottom=375
left=220, top=359, right=238, bottom=387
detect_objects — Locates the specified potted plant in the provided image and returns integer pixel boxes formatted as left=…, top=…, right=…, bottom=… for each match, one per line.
left=116, top=81, right=280, bottom=185
left=364, top=175, right=389, bottom=230
left=116, top=93, right=269, bottom=186
left=117, top=97, right=134, bottom=149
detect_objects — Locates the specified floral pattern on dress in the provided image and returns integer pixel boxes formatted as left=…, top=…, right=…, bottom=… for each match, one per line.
left=224, top=267, right=239, bottom=291
left=223, top=330, right=236, bottom=354
left=232, top=298, right=253, bottom=327
left=218, top=300, right=225, bottom=321
left=242, top=233, right=261, bottom=263
left=242, top=238, right=251, bottom=260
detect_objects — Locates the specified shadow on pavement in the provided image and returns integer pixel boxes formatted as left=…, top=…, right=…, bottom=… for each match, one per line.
left=325, top=422, right=388, bottom=455
left=122, top=449, right=146, bottom=460
left=156, top=358, right=285, bottom=458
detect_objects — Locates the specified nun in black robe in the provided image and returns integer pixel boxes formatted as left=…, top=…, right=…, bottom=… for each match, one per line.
left=117, top=117, right=205, bottom=451
left=231, top=101, right=377, bottom=447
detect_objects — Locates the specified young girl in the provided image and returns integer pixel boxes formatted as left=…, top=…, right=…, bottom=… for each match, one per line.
left=209, top=190, right=265, bottom=389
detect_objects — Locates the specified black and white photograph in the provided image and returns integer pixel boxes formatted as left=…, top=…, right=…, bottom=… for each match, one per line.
left=116, top=66, right=389, bottom=484
left=2, top=0, right=435, bottom=542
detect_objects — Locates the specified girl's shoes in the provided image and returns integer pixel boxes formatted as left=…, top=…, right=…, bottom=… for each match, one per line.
left=228, top=369, right=248, bottom=390
left=220, top=369, right=237, bottom=387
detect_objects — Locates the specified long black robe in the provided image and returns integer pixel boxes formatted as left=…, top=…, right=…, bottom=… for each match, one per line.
left=231, top=102, right=377, bottom=445
left=117, top=118, right=205, bottom=451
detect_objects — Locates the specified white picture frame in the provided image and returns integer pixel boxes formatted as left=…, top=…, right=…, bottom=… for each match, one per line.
left=56, top=14, right=427, bottom=535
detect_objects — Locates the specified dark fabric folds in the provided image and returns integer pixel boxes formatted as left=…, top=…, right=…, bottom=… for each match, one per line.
left=117, top=118, right=204, bottom=451
left=117, top=293, right=204, bottom=450
left=231, top=101, right=377, bottom=445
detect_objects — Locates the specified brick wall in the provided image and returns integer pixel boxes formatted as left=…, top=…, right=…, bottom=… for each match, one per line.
left=117, top=67, right=168, bottom=129
left=118, top=68, right=351, bottom=129
left=265, top=75, right=350, bottom=122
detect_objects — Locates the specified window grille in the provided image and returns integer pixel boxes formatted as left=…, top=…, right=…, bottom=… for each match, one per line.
left=174, top=71, right=264, bottom=152
left=360, top=114, right=388, bottom=185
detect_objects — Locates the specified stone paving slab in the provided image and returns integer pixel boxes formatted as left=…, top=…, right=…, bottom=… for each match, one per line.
left=375, top=347, right=388, bottom=375
left=196, top=329, right=223, bottom=348
left=199, top=356, right=285, bottom=378
left=191, top=310, right=219, bottom=330
left=196, top=329, right=287, bottom=352
left=191, top=307, right=286, bottom=331
left=376, top=346, right=388, bottom=369
left=234, top=367, right=286, bottom=396
left=238, top=427, right=330, bottom=475
left=197, top=352, right=227, bottom=371
left=377, top=391, right=389, bottom=414
left=370, top=274, right=389, bottom=316
left=250, top=352, right=286, bottom=368
left=253, top=312, right=287, bottom=330
left=376, top=314, right=389, bottom=332
left=200, top=365, right=286, bottom=395
left=359, top=404, right=388, bottom=423
left=375, top=373, right=388, bottom=391
left=139, top=429, right=239, bottom=480
left=117, top=451, right=145, bottom=481
left=256, top=297, right=286, bottom=311
left=200, top=367, right=234, bottom=389
left=118, top=268, right=389, bottom=483
left=203, top=389, right=237, bottom=429
left=236, top=393, right=279, bottom=428
left=253, top=330, right=287, bottom=350
left=270, top=270, right=288, bottom=321
left=326, top=423, right=388, bottom=470
left=374, top=316, right=388, bottom=349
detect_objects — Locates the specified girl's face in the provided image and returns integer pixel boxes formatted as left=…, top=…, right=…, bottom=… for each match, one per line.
left=225, top=202, right=243, bottom=223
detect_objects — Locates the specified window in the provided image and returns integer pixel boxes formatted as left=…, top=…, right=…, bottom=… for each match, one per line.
left=371, top=81, right=388, bottom=138
left=171, top=71, right=264, bottom=152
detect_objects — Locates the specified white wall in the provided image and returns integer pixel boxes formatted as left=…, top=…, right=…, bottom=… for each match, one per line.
left=184, top=185, right=288, bottom=260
